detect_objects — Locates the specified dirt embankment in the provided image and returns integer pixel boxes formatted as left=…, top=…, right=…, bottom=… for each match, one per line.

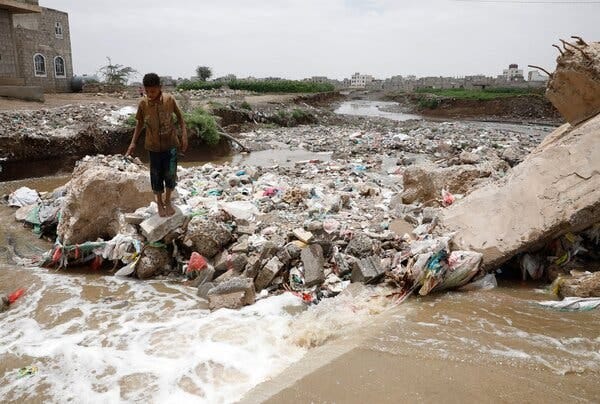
left=386, top=93, right=562, bottom=124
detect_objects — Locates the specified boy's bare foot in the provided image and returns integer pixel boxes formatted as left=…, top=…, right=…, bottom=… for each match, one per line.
left=157, top=204, right=167, bottom=217
left=165, top=203, right=175, bottom=216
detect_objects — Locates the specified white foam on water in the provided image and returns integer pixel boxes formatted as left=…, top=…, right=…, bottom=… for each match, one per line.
left=0, top=270, right=309, bottom=403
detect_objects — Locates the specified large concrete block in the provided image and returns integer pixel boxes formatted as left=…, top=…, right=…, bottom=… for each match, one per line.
left=439, top=114, right=600, bottom=269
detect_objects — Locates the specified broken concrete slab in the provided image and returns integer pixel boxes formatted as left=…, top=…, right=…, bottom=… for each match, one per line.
left=439, top=114, right=600, bottom=269
left=207, top=277, right=256, bottom=310
left=214, top=252, right=248, bottom=273
left=255, top=256, right=283, bottom=291
left=546, top=40, right=600, bottom=125
left=301, top=244, right=325, bottom=287
left=140, top=207, right=185, bottom=243
left=351, top=256, right=385, bottom=284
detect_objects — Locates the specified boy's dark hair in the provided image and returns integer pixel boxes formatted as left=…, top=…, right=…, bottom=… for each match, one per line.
left=142, top=73, right=161, bottom=87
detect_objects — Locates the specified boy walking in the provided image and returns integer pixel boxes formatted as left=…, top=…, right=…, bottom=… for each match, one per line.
left=126, top=73, right=188, bottom=217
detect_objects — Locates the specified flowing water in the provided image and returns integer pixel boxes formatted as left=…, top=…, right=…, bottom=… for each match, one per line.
left=335, top=100, right=422, bottom=121
left=1, top=107, right=598, bottom=402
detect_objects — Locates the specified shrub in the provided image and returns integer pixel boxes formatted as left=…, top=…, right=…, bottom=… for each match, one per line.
left=240, top=101, right=252, bottom=110
left=184, top=107, right=220, bottom=146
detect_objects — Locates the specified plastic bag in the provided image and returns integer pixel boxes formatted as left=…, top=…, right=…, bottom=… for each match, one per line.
left=8, top=187, right=40, bottom=207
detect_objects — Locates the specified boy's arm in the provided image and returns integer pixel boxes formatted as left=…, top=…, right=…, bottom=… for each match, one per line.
left=173, top=99, right=188, bottom=152
left=126, top=103, right=144, bottom=156
left=126, top=119, right=144, bottom=156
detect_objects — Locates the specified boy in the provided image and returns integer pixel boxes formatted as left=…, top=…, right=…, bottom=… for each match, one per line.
left=126, top=73, right=188, bottom=217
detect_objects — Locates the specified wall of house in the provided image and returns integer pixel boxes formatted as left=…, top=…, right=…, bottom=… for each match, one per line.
left=0, top=9, right=19, bottom=82
left=13, top=7, right=73, bottom=92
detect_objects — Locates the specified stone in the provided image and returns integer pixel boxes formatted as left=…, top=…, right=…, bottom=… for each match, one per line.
left=351, top=256, right=385, bottom=284
left=237, top=224, right=257, bottom=235
left=557, top=272, right=600, bottom=298
left=243, top=255, right=261, bottom=279
left=255, top=256, right=283, bottom=291
left=1, top=295, right=9, bottom=313
left=546, top=39, right=600, bottom=125
left=459, top=151, right=480, bottom=165
left=214, top=252, right=248, bottom=273
left=184, top=217, right=232, bottom=258
left=57, top=155, right=154, bottom=245
left=197, top=282, right=215, bottom=300
left=301, top=244, right=325, bottom=287
left=422, top=207, right=439, bottom=224
left=501, top=146, right=521, bottom=167
left=190, top=266, right=215, bottom=288
left=400, top=163, right=491, bottom=204
left=231, top=238, right=249, bottom=253
left=389, top=218, right=414, bottom=236
left=293, top=228, right=314, bottom=243
left=345, top=232, right=374, bottom=258
left=140, top=208, right=185, bottom=243
left=136, top=246, right=171, bottom=280
left=439, top=114, right=600, bottom=269
left=207, top=277, right=256, bottom=310
left=285, top=242, right=303, bottom=259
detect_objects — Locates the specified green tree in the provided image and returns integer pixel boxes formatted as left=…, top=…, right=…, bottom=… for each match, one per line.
left=99, top=57, right=137, bottom=86
left=196, top=66, right=212, bottom=82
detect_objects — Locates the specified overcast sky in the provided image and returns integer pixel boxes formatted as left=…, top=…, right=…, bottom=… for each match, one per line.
left=44, top=0, right=599, bottom=81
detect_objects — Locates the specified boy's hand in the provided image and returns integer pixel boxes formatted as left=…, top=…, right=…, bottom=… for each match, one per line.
left=126, top=144, right=136, bottom=156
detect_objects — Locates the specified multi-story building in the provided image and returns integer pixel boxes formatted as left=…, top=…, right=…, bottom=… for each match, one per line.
left=528, top=70, right=548, bottom=82
left=0, top=0, right=73, bottom=98
left=350, top=72, right=374, bottom=88
left=501, top=64, right=524, bottom=82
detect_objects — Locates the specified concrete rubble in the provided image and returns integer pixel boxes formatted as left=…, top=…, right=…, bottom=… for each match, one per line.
left=6, top=38, right=599, bottom=309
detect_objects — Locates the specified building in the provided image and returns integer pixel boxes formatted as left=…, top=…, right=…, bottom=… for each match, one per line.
left=0, top=0, right=73, bottom=99
left=501, top=64, right=524, bottom=82
left=528, top=70, right=548, bottom=82
left=350, top=72, right=374, bottom=88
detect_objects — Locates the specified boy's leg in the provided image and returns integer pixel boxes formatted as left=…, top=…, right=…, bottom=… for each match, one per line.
left=149, top=151, right=167, bottom=217
left=155, top=193, right=166, bottom=217
left=164, top=148, right=178, bottom=216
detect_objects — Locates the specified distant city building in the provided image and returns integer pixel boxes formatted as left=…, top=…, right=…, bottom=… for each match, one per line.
left=501, top=64, right=525, bottom=82
left=0, top=0, right=73, bottom=95
left=350, top=72, right=374, bottom=88
left=528, top=70, right=548, bottom=82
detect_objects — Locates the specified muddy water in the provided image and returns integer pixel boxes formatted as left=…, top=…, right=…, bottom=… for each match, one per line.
left=335, top=100, right=422, bottom=121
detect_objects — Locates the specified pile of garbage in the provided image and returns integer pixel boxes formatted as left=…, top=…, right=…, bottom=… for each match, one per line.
left=8, top=154, right=491, bottom=310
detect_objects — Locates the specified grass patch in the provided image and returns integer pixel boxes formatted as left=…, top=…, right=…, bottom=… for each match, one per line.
left=178, top=80, right=334, bottom=93
left=240, top=101, right=252, bottom=110
left=414, top=87, right=543, bottom=101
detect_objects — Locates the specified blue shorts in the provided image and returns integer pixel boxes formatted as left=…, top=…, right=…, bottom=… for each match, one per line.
left=149, top=148, right=177, bottom=193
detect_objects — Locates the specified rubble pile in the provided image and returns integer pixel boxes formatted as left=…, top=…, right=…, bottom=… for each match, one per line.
left=0, top=104, right=134, bottom=140
left=11, top=153, right=492, bottom=310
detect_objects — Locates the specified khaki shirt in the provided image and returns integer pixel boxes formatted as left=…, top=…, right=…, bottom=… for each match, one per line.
left=136, top=93, right=182, bottom=152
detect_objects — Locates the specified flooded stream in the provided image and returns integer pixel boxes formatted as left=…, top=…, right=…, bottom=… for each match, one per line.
left=0, top=104, right=597, bottom=402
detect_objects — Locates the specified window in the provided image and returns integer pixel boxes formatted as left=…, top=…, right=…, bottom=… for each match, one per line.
left=54, top=56, right=65, bottom=77
left=55, top=22, right=63, bottom=38
left=34, top=53, right=46, bottom=77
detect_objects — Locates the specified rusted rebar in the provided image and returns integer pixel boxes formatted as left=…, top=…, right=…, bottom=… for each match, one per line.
left=528, top=65, right=552, bottom=77
left=570, top=36, right=588, bottom=46
left=552, top=44, right=564, bottom=56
